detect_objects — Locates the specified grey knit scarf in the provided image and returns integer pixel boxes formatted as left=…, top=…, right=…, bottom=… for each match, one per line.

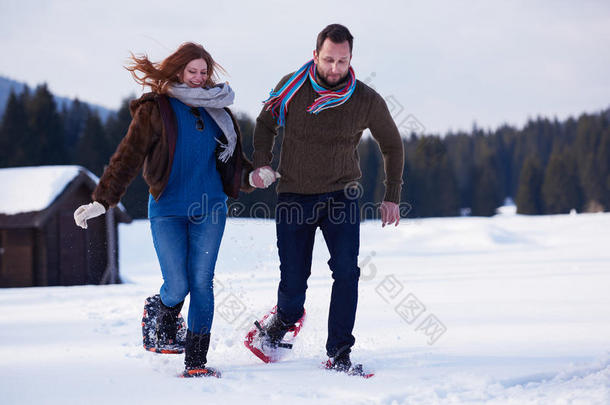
left=168, top=82, right=237, bottom=162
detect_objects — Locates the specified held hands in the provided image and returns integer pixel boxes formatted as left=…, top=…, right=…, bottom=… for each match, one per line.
left=249, top=166, right=281, bottom=188
left=73, top=201, right=106, bottom=229
left=380, top=201, right=400, bottom=227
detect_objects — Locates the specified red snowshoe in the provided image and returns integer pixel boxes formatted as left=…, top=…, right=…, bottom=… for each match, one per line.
left=244, top=306, right=306, bottom=363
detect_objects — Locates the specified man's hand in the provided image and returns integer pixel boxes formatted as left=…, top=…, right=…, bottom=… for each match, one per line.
left=249, top=166, right=281, bottom=188
left=380, top=201, right=400, bottom=227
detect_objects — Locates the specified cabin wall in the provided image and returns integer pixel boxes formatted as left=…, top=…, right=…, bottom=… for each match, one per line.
left=0, top=228, right=34, bottom=287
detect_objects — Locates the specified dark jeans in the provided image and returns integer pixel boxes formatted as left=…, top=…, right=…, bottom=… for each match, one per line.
left=275, top=190, right=360, bottom=357
left=150, top=211, right=226, bottom=334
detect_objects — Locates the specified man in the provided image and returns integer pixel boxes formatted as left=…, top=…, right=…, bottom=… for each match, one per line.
left=249, top=24, right=404, bottom=373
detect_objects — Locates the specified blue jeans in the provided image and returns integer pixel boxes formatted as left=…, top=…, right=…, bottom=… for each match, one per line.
left=150, top=211, right=226, bottom=334
left=275, top=190, right=360, bottom=357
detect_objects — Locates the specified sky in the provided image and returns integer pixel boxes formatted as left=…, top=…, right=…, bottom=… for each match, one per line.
left=1, top=0, right=609, bottom=135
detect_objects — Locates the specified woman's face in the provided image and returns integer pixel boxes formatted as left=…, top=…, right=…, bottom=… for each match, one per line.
left=179, top=58, right=208, bottom=87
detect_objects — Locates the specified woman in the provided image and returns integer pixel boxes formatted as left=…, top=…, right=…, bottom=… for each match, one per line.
left=73, top=42, right=253, bottom=378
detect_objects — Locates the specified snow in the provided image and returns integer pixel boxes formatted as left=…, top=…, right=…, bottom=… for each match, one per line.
left=0, top=165, right=96, bottom=215
left=496, top=197, right=516, bottom=216
left=1, top=210, right=610, bottom=404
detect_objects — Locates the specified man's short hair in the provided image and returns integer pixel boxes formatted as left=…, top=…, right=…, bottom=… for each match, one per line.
left=316, top=24, right=354, bottom=53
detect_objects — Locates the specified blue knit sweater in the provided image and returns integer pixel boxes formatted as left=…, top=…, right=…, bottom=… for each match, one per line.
left=148, top=97, right=227, bottom=218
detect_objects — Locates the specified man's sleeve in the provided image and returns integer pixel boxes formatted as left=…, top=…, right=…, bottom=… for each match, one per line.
left=367, top=93, right=405, bottom=204
left=252, top=73, right=292, bottom=169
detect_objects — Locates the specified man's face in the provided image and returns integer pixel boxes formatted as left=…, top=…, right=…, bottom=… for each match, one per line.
left=313, top=39, right=351, bottom=86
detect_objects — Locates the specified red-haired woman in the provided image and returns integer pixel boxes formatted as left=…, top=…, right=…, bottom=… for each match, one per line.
left=73, top=42, right=253, bottom=378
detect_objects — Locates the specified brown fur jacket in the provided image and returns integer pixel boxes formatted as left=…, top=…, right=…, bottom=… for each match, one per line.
left=92, top=92, right=253, bottom=209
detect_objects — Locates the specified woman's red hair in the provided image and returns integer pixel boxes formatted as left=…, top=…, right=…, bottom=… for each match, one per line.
left=125, top=42, right=226, bottom=93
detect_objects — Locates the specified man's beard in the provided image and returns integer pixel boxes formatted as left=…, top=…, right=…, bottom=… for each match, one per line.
left=315, top=66, right=349, bottom=88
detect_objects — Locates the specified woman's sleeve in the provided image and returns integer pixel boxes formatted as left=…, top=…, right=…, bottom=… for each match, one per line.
left=92, top=101, right=157, bottom=209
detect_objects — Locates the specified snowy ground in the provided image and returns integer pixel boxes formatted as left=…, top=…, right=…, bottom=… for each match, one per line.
left=1, top=209, right=609, bottom=404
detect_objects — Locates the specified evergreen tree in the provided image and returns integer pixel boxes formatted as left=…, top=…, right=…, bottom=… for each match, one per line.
left=542, top=152, right=582, bottom=214
left=26, top=84, right=65, bottom=165
left=401, top=134, right=418, bottom=217
left=0, top=89, right=30, bottom=166
left=493, top=124, right=518, bottom=199
left=573, top=113, right=606, bottom=211
left=105, top=97, right=132, bottom=149
left=516, top=156, right=544, bottom=214
left=595, top=125, right=610, bottom=210
left=444, top=133, right=474, bottom=209
left=410, top=136, right=459, bottom=217
left=62, top=98, right=90, bottom=162
left=357, top=136, right=382, bottom=218
left=235, top=112, right=255, bottom=158
left=471, top=153, right=502, bottom=216
left=75, top=111, right=108, bottom=176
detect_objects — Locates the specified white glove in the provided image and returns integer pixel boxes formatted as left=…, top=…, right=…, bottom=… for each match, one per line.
left=73, top=201, right=106, bottom=229
left=249, top=166, right=281, bottom=188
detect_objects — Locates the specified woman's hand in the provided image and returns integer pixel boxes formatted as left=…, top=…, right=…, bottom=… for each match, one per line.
left=249, top=166, right=281, bottom=188
left=74, top=201, right=106, bottom=229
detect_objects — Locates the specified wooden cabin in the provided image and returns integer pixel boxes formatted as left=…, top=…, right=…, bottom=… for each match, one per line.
left=0, top=166, right=131, bottom=287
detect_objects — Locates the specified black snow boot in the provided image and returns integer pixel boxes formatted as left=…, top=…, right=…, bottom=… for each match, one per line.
left=182, top=330, right=221, bottom=378
left=324, top=348, right=373, bottom=378
left=156, top=298, right=184, bottom=346
left=327, top=349, right=352, bottom=372
left=261, top=313, right=294, bottom=349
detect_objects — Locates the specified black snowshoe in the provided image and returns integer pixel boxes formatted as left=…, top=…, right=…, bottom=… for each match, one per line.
left=141, top=294, right=186, bottom=354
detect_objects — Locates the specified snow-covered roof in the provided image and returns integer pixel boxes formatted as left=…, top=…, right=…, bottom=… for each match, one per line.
left=0, top=165, right=116, bottom=215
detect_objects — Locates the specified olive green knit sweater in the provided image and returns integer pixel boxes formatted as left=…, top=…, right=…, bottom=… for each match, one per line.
left=253, top=72, right=404, bottom=203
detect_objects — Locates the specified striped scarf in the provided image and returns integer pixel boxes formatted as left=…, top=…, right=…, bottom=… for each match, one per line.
left=262, top=59, right=356, bottom=127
